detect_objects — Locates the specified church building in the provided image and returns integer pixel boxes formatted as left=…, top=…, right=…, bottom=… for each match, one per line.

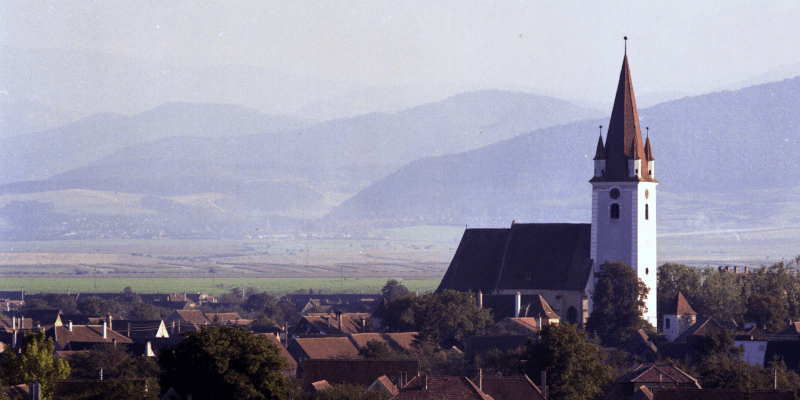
left=437, top=45, right=658, bottom=327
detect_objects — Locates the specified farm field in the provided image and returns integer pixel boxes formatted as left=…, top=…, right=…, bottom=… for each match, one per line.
left=0, top=276, right=441, bottom=296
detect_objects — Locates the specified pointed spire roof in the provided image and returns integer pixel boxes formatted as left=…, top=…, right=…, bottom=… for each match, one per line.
left=594, top=135, right=606, bottom=160
left=590, top=53, right=656, bottom=183
left=665, top=292, right=696, bottom=316
left=644, top=135, right=655, bottom=161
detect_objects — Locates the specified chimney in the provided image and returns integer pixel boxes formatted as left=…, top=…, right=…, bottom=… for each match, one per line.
left=541, top=371, right=547, bottom=399
left=12, top=316, right=15, bottom=330
left=12, top=330, right=17, bottom=348
left=68, top=321, right=73, bottom=331
left=112, top=339, right=117, bottom=348
left=107, top=315, right=113, bottom=330
left=100, top=368, right=103, bottom=381
left=478, top=291, right=483, bottom=309
left=478, top=368, right=483, bottom=390
left=146, top=341, right=153, bottom=357
left=745, top=266, right=749, bottom=273
left=338, top=314, right=342, bottom=332
left=128, top=322, right=131, bottom=337
left=515, top=292, right=521, bottom=319
left=734, top=266, right=739, bottom=274
left=171, top=321, right=175, bottom=335
left=103, top=321, right=107, bottom=339
left=361, top=317, right=366, bottom=333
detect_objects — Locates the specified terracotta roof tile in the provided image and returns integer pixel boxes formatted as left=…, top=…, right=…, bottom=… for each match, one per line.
left=664, top=293, right=697, bottom=316
left=471, top=375, right=545, bottom=400
left=394, top=376, right=492, bottom=400
left=349, top=332, right=420, bottom=353
left=301, top=359, right=419, bottom=391
left=257, top=333, right=298, bottom=372
left=590, top=54, right=657, bottom=184
left=289, top=337, right=359, bottom=360
left=47, top=325, right=133, bottom=350
left=673, top=316, right=726, bottom=343
left=616, top=363, right=699, bottom=386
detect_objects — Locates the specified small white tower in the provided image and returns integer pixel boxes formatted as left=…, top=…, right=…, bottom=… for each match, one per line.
left=589, top=49, right=658, bottom=325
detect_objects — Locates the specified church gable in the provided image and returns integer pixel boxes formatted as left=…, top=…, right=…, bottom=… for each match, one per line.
left=495, top=223, right=592, bottom=292
left=437, top=223, right=592, bottom=294
left=437, top=228, right=510, bottom=293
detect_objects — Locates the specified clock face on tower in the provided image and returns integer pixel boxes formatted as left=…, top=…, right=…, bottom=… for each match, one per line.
left=609, top=188, right=620, bottom=199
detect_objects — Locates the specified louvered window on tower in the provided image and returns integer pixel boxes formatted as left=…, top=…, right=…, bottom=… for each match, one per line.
left=610, top=204, right=620, bottom=219
left=645, top=204, right=649, bottom=220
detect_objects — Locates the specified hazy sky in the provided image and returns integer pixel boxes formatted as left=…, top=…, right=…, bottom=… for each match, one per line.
left=3, top=1, right=800, bottom=103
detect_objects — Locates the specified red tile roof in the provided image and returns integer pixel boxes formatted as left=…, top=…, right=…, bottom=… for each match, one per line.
left=289, top=337, right=359, bottom=360
left=393, top=376, right=492, bottom=400
left=47, top=325, right=132, bottom=350
left=470, top=375, right=545, bottom=400
left=590, top=54, right=657, bottom=184
left=349, top=332, right=420, bottom=353
left=664, top=292, right=696, bottom=316
left=257, top=333, right=298, bottom=374
left=616, top=363, right=699, bottom=386
left=674, top=316, right=727, bottom=343
left=301, top=359, right=419, bottom=391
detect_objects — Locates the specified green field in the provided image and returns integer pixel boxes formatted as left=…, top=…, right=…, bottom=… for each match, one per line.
left=0, top=277, right=441, bottom=296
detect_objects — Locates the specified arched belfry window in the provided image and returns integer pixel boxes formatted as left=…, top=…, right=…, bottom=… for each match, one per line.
left=665, top=317, right=671, bottom=330
left=645, top=204, right=649, bottom=220
left=610, top=203, right=620, bottom=219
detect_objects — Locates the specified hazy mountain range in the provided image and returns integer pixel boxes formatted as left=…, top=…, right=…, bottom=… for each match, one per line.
left=1, top=56, right=799, bottom=240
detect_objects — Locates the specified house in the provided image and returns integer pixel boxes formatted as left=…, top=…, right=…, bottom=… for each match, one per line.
left=292, top=312, right=371, bottom=336
left=621, top=329, right=658, bottom=362
left=301, top=359, right=419, bottom=392
left=470, top=375, right=546, bottom=400
left=481, top=293, right=560, bottom=324
left=391, top=375, right=493, bottom=400
left=603, top=363, right=701, bottom=400
left=771, top=322, right=800, bottom=341
left=0, top=315, right=33, bottom=331
left=662, top=292, right=697, bottom=342
left=45, top=321, right=133, bottom=351
left=111, top=319, right=170, bottom=341
left=286, top=337, right=360, bottom=365
left=438, top=49, right=661, bottom=327
left=488, top=317, right=543, bottom=335
left=20, top=309, right=62, bottom=327
left=256, top=333, right=298, bottom=377
left=673, top=316, right=729, bottom=343
left=646, top=388, right=795, bottom=400
left=349, top=332, right=420, bottom=354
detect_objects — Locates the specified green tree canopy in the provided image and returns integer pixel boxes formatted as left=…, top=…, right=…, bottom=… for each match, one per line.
left=0, top=331, right=70, bottom=400
left=657, top=263, right=702, bottom=320
left=306, top=383, right=388, bottom=400
left=380, top=279, right=410, bottom=303
left=159, top=325, right=288, bottom=400
left=378, top=290, right=493, bottom=349
left=745, top=293, right=788, bottom=333
left=522, top=323, right=612, bottom=400
left=586, top=261, right=650, bottom=346
left=358, top=340, right=393, bottom=360
left=63, top=344, right=160, bottom=400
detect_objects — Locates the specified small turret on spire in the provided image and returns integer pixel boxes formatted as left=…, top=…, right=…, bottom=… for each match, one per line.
left=594, top=126, right=606, bottom=160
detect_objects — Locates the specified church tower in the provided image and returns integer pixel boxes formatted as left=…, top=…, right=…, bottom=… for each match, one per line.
left=590, top=47, right=658, bottom=325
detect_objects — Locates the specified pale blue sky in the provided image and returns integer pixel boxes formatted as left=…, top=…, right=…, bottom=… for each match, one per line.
left=3, top=1, right=800, bottom=103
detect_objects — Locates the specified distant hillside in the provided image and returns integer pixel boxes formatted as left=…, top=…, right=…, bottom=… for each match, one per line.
left=0, top=90, right=600, bottom=239
left=0, top=103, right=311, bottom=183
left=324, top=77, right=800, bottom=229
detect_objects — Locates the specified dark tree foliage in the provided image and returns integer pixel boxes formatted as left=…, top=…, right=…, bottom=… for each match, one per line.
left=586, top=261, right=650, bottom=346
left=159, top=325, right=288, bottom=400
left=522, top=324, right=612, bottom=400
left=244, top=292, right=278, bottom=313
left=304, top=383, right=388, bottom=400
left=657, top=263, right=702, bottom=322
left=698, top=353, right=754, bottom=391
left=380, top=279, right=410, bottom=303
left=690, top=328, right=743, bottom=361
left=358, top=340, right=393, bottom=360
left=63, top=344, right=160, bottom=400
left=377, top=290, right=492, bottom=349
left=0, top=331, right=70, bottom=400
left=128, top=302, right=162, bottom=320
left=745, top=293, right=788, bottom=333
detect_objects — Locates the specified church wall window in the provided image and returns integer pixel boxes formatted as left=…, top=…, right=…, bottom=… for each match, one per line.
left=566, top=306, right=578, bottom=324
left=665, top=318, right=671, bottom=330
left=645, top=204, right=649, bottom=220
left=610, top=203, right=620, bottom=219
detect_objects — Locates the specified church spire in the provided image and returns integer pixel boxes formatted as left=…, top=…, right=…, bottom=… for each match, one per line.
left=591, top=46, right=655, bottom=183
left=594, top=134, right=606, bottom=160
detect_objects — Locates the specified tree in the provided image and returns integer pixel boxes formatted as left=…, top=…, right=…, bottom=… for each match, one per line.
left=64, top=344, right=160, bottom=400
left=128, top=302, right=162, bottom=320
left=244, top=292, right=278, bottom=313
left=745, top=293, right=788, bottom=333
left=657, top=263, right=702, bottom=321
left=358, top=340, right=393, bottom=360
left=380, top=279, right=410, bottom=303
left=0, top=331, right=70, bottom=400
left=522, top=324, right=612, bottom=400
left=586, top=261, right=650, bottom=346
left=159, top=325, right=288, bottom=400
left=696, top=268, right=746, bottom=323
left=378, top=290, right=493, bottom=349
